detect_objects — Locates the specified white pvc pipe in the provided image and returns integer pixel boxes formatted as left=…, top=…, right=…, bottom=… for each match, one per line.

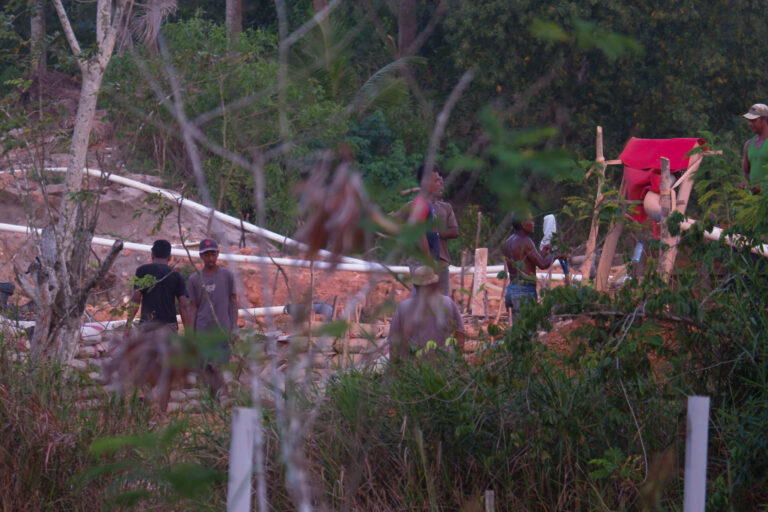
left=683, top=396, right=710, bottom=512
left=7, top=166, right=368, bottom=265
left=681, top=217, right=768, bottom=258
left=1, top=221, right=577, bottom=280
left=240, top=306, right=286, bottom=317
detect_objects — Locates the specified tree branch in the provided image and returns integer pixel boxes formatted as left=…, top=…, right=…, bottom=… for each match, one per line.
left=281, top=0, right=342, bottom=49
left=51, top=0, right=82, bottom=59
left=424, top=69, right=474, bottom=178
left=78, top=240, right=123, bottom=307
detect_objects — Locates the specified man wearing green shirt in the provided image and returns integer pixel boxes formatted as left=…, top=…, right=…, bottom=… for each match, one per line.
left=741, top=103, right=768, bottom=192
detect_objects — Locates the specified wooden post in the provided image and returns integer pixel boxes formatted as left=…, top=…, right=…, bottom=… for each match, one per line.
left=580, top=126, right=607, bottom=283
left=460, top=249, right=467, bottom=313
left=662, top=151, right=704, bottom=278
left=471, top=248, right=488, bottom=317
left=596, top=177, right=625, bottom=291
left=683, top=396, right=710, bottom=512
left=475, top=210, right=482, bottom=251
left=227, top=407, right=258, bottom=512
left=494, top=274, right=507, bottom=324
left=658, top=157, right=675, bottom=280
left=595, top=222, right=624, bottom=291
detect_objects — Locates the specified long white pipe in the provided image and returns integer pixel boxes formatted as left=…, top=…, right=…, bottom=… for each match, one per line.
left=680, top=217, right=768, bottom=257
left=1, top=169, right=580, bottom=279
left=0, top=222, right=575, bottom=280
left=3, top=168, right=578, bottom=278
left=6, top=166, right=369, bottom=265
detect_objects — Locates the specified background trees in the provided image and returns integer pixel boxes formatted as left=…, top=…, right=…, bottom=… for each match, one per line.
left=1, top=1, right=768, bottom=510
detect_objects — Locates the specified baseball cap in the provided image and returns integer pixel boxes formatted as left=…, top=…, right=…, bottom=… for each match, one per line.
left=412, top=265, right=440, bottom=286
left=743, top=104, right=768, bottom=120
left=199, top=238, right=219, bottom=254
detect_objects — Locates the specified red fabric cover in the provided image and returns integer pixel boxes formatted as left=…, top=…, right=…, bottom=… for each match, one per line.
left=620, top=137, right=705, bottom=225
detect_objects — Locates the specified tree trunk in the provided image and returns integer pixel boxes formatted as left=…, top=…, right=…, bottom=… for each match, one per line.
left=28, top=0, right=130, bottom=364
left=226, top=0, right=243, bottom=39
left=397, top=0, right=417, bottom=57
left=30, top=0, right=46, bottom=73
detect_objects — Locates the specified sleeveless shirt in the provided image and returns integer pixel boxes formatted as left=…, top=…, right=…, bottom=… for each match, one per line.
left=747, top=136, right=768, bottom=184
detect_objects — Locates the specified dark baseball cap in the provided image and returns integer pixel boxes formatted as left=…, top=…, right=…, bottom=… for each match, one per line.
left=199, top=238, right=219, bottom=254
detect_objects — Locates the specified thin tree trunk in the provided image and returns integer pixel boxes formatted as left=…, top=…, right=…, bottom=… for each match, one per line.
left=226, top=0, right=242, bottom=40
left=30, top=0, right=46, bottom=73
left=397, top=0, right=417, bottom=57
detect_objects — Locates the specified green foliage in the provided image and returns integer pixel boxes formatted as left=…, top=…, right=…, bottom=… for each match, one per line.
left=347, top=110, right=423, bottom=214
left=448, top=107, right=579, bottom=232
left=102, top=16, right=347, bottom=234
left=82, top=422, right=224, bottom=509
left=0, top=344, right=152, bottom=510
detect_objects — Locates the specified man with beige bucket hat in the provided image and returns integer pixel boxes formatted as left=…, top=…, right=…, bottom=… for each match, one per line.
left=387, top=265, right=465, bottom=359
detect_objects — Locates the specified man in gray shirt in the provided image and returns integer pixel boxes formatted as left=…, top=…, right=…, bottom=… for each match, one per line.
left=187, top=238, right=238, bottom=393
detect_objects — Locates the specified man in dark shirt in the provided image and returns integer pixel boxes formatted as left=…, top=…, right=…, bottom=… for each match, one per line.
left=126, top=239, right=190, bottom=333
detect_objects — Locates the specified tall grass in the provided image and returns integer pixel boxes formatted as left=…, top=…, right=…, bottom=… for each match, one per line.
left=3, top=224, right=768, bottom=510
left=0, top=335, right=230, bottom=511
left=304, top=339, right=681, bottom=511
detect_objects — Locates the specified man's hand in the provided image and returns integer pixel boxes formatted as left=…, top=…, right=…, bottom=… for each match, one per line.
left=541, top=244, right=552, bottom=256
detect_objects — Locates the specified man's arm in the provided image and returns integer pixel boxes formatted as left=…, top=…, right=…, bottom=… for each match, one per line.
left=408, top=196, right=432, bottom=258
left=229, top=293, right=238, bottom=332
left=450, top=300, right=466, bottom=352
left=187, top=300, right=198, bottom=331
left=388, top=307, right=405, bottom=359
left=525, top=239, right=555, bottom=269
left=439, top=205, right=459, bottom=240
left=178, top=295, right=191, bottom=331
left=743, top=139, right=751, bottom=182
left=125, top=290, right=142, bottom=329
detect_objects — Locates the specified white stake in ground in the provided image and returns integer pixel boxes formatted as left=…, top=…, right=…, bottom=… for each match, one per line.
left=683, top=396, right=710, bottom=512
left=227, top=407, right=259, bottom=512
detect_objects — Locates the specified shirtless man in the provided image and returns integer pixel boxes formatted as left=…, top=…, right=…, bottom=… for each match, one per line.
left=741, top=103, right=768, bottom=193
left=501, top=216, right=555, bottom=325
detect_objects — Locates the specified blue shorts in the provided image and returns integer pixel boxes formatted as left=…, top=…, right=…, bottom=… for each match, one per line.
left=505, top=282, right=537, bottom=312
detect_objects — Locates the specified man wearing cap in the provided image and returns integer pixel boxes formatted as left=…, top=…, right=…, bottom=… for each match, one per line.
left=387, top=265, right=465, bottom=359
left=742, top=103, right=768, bottom=192
left=186, top=238, right=238, bottom=382
left=126, top=239, right=189, bottom=333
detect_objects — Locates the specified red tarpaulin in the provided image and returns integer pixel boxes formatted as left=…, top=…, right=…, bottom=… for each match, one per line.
left=620, top=137, right=705, bottom=225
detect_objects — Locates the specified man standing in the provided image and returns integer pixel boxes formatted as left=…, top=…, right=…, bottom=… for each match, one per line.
left=186, top=238, right=238, bottom=391
left=502, top=216, right=555, bottom=325
left=126, top=239, right=189, bottom=333
left=388, top=265, right=465, bottom=359
left=408, top=165, right=442, bottom=264
left=433, top=173, right=459, bottom=295
left=741, top=103, right=768, bottom=192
